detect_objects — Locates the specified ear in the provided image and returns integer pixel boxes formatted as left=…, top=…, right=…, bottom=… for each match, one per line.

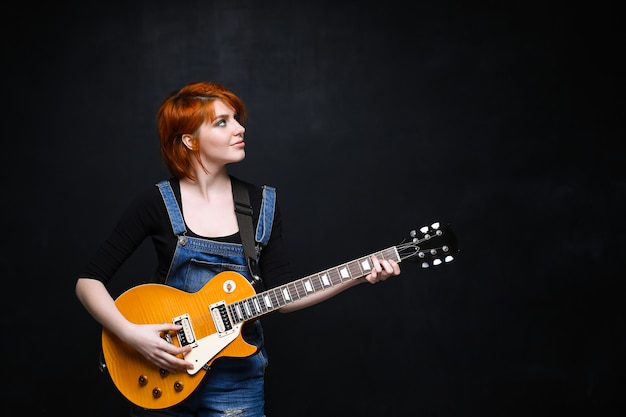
left=181, top=134, right=195, bottom=150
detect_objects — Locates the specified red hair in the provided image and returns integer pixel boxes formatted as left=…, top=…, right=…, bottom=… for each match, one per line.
left=157, top=81, right=247, bottom=180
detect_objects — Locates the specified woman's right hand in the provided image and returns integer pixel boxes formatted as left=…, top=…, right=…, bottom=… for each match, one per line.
left=122, top=323, right=195, bottom=374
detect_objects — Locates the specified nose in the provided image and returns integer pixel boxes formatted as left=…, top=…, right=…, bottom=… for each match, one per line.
left=234, top=118, right=245, bottom=135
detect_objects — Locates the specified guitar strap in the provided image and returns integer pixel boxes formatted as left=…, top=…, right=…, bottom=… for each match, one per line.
left=231, top=176, right=263, bottom=284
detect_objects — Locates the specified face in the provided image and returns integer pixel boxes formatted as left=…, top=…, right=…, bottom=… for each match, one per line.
left=183, top=99, right=246, bottom=170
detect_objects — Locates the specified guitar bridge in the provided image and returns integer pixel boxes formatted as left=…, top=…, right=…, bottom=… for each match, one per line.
left=209, top=301, right=235, bottom=336
left=172, top=313, right=197, bottom=347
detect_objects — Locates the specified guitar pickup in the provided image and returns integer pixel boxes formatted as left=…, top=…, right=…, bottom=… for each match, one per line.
left=209, top=301, right=234, bottom=336
left=173, top=313, right=197, bottom=347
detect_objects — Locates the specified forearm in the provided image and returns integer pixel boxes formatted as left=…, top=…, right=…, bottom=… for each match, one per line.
left=75, top=277, right=136, bottom=341
left=277, top=255, right=400, bottom=313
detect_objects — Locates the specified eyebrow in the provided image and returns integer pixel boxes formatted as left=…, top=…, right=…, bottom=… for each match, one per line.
left=214, top=111, right=236, bottom=119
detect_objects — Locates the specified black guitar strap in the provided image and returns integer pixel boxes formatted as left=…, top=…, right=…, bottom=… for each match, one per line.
left=231, top=176, right=263, bottom=284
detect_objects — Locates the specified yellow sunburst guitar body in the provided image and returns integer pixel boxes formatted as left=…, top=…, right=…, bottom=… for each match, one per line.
left=101, top=222, right=458, bottom=409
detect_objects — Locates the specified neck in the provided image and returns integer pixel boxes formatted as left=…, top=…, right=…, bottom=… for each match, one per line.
left=181, top=170, right=231, bottom=199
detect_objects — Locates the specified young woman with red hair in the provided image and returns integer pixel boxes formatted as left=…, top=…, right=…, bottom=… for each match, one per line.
left=75, top=81, right=400, bottom=417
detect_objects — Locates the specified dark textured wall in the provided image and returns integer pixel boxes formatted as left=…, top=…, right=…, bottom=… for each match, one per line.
left=3, top=1, right=624, bottom=416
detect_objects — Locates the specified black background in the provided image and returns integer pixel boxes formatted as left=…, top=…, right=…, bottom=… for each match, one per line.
left=3, top=1, right=624, bottom=416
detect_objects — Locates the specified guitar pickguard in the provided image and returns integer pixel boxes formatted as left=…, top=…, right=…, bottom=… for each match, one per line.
left=184, top=324, right=243, bottom=374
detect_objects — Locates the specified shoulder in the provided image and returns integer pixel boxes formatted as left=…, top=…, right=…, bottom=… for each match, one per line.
left=121, top=179, right=175, bottom=220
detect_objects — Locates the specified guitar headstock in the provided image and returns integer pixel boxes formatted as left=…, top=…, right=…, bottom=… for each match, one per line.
left=398, top=222, right=458, bottom=268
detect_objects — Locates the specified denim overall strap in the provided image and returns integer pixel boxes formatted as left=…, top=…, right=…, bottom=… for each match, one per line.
left=156, top=180, right=187, bottom=236
left=155, top=179, right=250, bottom=289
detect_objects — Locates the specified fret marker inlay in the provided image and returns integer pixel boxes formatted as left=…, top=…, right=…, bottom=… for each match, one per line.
left=321, top=274, right=330, bottom=286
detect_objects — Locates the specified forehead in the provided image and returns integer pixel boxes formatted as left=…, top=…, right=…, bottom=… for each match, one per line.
left=211, top=99, right=236, bottom=116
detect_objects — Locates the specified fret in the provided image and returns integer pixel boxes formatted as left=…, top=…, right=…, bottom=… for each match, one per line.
left=257, top=294, right=270, bottom=314
left=251, top=296, right=262, bottom=314
left=274, top=286, right=288, bottom=306
left=262, top=293, right=273, bottom=310
left=319, top=272, right=332, bottom=287
left=238, top=301, right=249, bottom=320
left=281, top=286, right=292, bottom=303
left=247, top=300, right=255, bottom=316
left=267, top=288, right=281, bottom=308
left=293, top=279, right=308, bottom=298
left=284, top=282, right=296, bottom=299
left=347, top=260, right=363, bottom=278
left=285, top=282, right=301, bottom=301
left=381, top=247, right=400, bottom=263
left=327, top=267, right=342, bottom=285
left=313, top=274, right=325, bottom=290
left=234, top=303, right=243, bottom=321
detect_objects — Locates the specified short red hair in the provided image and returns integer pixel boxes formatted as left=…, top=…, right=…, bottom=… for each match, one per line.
left=157, top=81, right=247, bottom=180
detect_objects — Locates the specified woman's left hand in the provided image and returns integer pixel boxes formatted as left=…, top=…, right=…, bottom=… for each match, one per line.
left=364, top=255, right=401, bottom=284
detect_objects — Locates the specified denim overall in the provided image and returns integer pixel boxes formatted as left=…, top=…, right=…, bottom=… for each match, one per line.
left=131, top=179, right=276, bottom=417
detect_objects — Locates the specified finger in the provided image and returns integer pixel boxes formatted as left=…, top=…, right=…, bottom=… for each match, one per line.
left=377, top=260, right=390, bottom=274
left=370, top=255, right=383, bottom=273
left=157, top=323, right=183, bottom=332
left=159, top=338, right=192, bottom=356
left=389, top=260, right=401, bottom=275
left=157, top=347, right=194, bottom=371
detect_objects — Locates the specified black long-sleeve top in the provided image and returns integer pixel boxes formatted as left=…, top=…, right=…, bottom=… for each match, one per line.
left=79, top=177, right=294, bottom=291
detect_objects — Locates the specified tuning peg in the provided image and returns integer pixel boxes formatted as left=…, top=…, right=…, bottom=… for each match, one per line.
left=431, top=222, right=440, bottom=229
left=433, top=259, right=442, bottom=266
left=420, top=226, right=429, bottom=234
left=410, top=230, right=417, bottom=238
left=421, top=262, right=430, bottom=268
left=445, top=255, right=454, bottom=263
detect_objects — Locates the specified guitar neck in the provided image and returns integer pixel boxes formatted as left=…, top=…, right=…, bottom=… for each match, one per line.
left=227, top=246, right=400, bottom=323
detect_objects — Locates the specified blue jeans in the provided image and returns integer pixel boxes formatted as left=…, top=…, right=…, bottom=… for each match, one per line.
left=129, top=346, right=268, bottom=417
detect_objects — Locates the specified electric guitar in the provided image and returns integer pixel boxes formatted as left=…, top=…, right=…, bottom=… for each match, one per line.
left=101, top=222, right=458, bottom=409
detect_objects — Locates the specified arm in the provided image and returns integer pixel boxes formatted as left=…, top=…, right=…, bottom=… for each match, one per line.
left=75, top=277, right=193, bottom=373
left=278, top=255, right=400, bottom=313
left=76, top=187, right=194, bottom=372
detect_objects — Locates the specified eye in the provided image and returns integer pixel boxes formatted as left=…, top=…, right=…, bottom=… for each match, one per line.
left=216, top=119, right=227, bottom=127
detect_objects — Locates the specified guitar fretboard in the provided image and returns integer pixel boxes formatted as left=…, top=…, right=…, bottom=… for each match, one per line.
left=227, top=247, right=400, bottom=323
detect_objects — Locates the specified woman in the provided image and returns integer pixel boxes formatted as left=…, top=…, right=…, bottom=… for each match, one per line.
left=75, top=81, right=401, bottom=417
